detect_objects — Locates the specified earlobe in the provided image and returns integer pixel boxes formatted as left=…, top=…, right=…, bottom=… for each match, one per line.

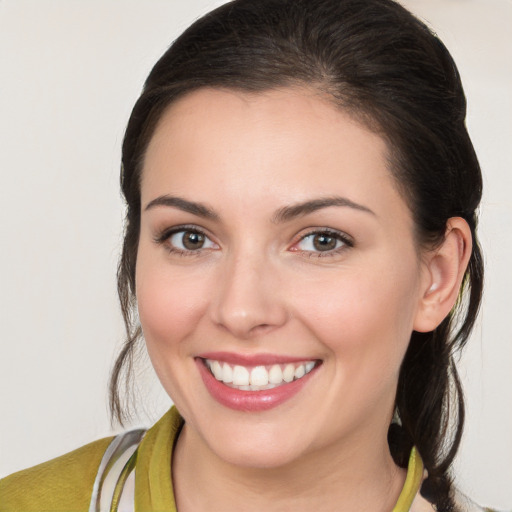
left=413, top=218, right=472, bottom=333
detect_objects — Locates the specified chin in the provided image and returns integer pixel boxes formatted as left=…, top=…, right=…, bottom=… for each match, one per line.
left=194, top=411, right=310, bottom=469
left=213, top=437, right=304, bottom=470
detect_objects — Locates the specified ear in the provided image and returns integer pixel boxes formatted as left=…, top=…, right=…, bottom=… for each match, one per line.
left=413, top=217, right=473, bottom=333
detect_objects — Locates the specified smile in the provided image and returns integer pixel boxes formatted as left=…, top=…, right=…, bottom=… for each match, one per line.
left=204, top=359, right=317, bottom=391
left=196, top=354, right=321, bottom=412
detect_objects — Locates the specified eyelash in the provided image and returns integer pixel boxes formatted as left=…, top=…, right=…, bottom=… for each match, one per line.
left=154, top=226, right=354, bottom=258
left=291, top=228, right=354, bottom=258
left=154, top=225, right=217, bottom=257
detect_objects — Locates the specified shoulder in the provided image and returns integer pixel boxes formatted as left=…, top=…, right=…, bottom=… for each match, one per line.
left=0, top=408, right=181, bottom=512
left=0, top=436, right=113, bottom=512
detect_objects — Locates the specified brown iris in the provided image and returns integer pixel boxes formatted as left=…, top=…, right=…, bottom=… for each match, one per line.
left=313, top=233, right=337, bottom=251
left=182, top=231, right=205, bottom=250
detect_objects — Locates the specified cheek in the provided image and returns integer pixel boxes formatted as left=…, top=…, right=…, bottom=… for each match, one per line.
left=135, top=249, right=211, bottom=350
left=291, top=263, right=419, bottom=366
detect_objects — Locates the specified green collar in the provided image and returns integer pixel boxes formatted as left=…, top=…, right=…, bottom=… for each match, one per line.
left=134, top=407, right=423, bottom=512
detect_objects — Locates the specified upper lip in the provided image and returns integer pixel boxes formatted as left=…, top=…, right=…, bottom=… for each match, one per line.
left=197, top=351, right=319, bottom=366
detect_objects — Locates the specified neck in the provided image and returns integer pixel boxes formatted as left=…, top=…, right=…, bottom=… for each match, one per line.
left=172, top=422, right=406, bottom=512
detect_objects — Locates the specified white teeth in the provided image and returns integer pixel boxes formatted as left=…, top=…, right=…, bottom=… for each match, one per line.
left=283, top=364, right=295, bottom=383
left=250, top=366, right=269, bottom=386
left=211, top=360, right=223, bottom=380
left=222, top=363, right=233, bottom=383
left=269, top=364, right=283, bottom=384
left=225, top=382, right=278, bottom=391
left=232, top=365, right=250, bottom=386
left=294, top=364, right=305, bottom=379
left=205, top=358, right=318, bottom=390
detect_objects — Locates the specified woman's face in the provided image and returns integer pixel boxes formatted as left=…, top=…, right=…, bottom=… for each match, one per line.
left=136, top=87, right=430, bottom=468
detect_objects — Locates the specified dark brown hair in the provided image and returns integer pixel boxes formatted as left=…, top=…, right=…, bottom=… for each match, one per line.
left=110, top=1, right=483, bottom=509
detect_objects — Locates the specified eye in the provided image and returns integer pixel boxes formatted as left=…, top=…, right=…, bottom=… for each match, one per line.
left=292, top=229, right=353, bottom=256
left=156, top=227, right=219, bottom=254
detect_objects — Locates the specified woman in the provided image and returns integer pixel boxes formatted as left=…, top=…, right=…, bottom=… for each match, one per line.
left=0, top=0, right=505, bottom=511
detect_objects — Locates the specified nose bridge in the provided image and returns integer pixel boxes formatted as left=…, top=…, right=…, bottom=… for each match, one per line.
left=211, top=244, right=287, bottom=338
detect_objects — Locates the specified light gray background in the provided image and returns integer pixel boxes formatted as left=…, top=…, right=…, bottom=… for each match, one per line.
left=0, top=1, right=511, bottom=509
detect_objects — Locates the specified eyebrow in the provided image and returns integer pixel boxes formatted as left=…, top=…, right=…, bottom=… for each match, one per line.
left=144, top=194, right=375, bottom=223
left=272, top=196, right=375, bottom=223
left=144, top=195, right=219, bottom=220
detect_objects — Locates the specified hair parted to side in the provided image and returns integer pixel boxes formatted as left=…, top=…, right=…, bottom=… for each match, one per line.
left=110, top=1, right=483, bottom=509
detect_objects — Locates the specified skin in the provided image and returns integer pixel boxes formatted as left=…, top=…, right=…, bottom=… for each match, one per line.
left=135, top=87, right=471, bottom=512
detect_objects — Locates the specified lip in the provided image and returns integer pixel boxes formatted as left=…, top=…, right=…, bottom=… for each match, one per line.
left=198, top=351, right=314, bottom=366
left=196, top=356, right=320, bottom=412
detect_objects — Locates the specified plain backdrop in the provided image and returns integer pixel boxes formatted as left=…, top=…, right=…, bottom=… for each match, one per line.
left=0, top=1, right=511, bottom=509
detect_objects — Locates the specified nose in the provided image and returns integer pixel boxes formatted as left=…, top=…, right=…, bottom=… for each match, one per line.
left=210, top=252, right=288, bottom=339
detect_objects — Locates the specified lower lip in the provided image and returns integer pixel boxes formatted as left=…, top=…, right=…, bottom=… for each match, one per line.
left=196, top=359, right=319, bottom=412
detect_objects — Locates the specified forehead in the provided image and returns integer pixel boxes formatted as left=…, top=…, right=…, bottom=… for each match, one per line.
left=141, top=87, right=410, bottom=226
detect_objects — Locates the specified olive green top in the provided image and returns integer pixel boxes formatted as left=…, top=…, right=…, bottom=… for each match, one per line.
left=0, top=407, right=490, bottom=512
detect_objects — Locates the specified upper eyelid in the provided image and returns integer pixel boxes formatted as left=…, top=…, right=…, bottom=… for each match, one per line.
left=286, top=228, right=354, bottom=260
left=153, top=224, right=353, bottom=249
left=295, top=227, right=354, bottom=245
left=154, top=226, right=219, bottom=256
left=154, top=224, right=212, bottom=243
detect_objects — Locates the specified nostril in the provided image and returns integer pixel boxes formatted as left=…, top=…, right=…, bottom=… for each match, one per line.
left=215, top=318, right=275, bottom=340
left=210, top=262, right=289, bottom=337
